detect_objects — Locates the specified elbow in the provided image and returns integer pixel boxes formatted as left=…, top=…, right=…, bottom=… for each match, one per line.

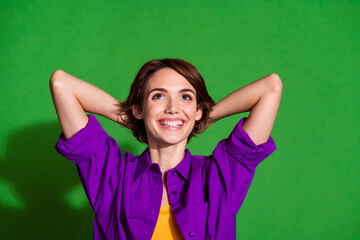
left=49, top=69, right=66, bottom=89
left=269, top=73, right=283, bottom=92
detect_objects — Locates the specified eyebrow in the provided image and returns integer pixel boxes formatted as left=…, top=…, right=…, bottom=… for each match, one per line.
left=148, top=88, right=196, bottom=96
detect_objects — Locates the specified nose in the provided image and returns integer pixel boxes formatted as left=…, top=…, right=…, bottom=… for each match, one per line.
left=165, top=99, right=179, bottom=114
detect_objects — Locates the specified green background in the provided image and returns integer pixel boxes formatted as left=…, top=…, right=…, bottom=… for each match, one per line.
left=0, top=0, right=358, bottom=239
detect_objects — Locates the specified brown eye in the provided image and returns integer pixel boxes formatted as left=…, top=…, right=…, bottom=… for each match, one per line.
left=182, top=94, right=192, bottom=101
left=152, top=93, right=165, bottom=100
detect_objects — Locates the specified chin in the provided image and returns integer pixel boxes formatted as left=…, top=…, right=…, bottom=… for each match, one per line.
left=161, top=137, right=188, bottom=146
left=145, top=123, right=194, bottom=147
left=149, top=134, right=189, bottom=147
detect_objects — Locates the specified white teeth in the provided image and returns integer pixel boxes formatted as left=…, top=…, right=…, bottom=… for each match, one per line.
left=160, top=121, right=183, bottom=127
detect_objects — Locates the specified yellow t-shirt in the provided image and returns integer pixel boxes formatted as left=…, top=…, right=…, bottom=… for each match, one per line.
left=151, top=205, right=184, bottom=240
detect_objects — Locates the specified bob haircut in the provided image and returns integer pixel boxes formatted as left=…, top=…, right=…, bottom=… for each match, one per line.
left=117, top=58, right=215, bottom=144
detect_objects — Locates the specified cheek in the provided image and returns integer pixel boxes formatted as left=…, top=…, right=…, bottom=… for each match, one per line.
left=183, top=105, right=199, bottom=118
left=143, top=103, right=164, bottom=117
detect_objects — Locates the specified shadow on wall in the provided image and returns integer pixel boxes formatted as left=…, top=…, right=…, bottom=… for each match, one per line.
left=0, top=122, right=134, bottom=240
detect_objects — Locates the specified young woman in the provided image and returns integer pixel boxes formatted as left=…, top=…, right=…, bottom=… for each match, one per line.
left=50, top=59, right=282, bottom=240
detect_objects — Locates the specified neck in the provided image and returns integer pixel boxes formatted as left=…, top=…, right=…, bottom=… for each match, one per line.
left=148, top=140, right=187, bottom=174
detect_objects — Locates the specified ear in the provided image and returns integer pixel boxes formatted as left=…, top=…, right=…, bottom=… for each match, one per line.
left=195, top=103, right=203, bottom=121
left=132, top=105, right=143, bottom=120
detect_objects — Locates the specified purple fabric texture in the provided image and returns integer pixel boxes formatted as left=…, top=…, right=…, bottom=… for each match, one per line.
left=55, top=114, right=277, bottom=240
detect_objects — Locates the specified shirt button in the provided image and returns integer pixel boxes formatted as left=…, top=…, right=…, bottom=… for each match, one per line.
left=188, top=232, right=194, bottom=237
left=151, top=210, right=155, bottom=215
left=172, top=191, right=177, bottom=195
left=171, top=170, right=176, bottom=176
left=145, top=230, right=149, bottom=234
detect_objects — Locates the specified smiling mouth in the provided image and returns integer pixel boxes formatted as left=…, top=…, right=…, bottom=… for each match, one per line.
left=159, top=120, right=184, bottom=127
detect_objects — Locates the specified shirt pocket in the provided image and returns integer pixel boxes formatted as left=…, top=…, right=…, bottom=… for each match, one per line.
left=190, top=202, right=208, bottom=239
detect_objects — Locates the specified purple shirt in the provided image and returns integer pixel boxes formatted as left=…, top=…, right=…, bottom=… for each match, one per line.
left=55, top=114, right=277, bottom=240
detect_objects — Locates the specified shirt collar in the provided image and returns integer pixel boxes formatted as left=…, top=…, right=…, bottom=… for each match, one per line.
left=134, top=148, right=192, bottom=182
left=134, top=148, right=152, bottom=181
left=175, top=149, right=191, bottom=181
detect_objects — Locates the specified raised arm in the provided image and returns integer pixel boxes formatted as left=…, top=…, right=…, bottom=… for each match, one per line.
left=49, top=70, right=126, bottom=140
left=208, top=73, right=283, bottom=145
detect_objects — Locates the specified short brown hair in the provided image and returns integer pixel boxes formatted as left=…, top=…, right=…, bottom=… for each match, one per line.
left=117, top=58, right=215, bottom=144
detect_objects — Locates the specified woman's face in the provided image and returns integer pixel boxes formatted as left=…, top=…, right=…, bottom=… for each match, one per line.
left=133, top=68, right=202, bottom=147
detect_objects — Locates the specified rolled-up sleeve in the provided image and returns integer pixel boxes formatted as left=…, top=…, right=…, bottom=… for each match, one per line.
left=212, top=116, right=277, bottom=215
left=54, top=114, right=120, bottom=210
left=224, top=117, right=277, bottom=168
left=55, top=114, right=107, bottom=163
